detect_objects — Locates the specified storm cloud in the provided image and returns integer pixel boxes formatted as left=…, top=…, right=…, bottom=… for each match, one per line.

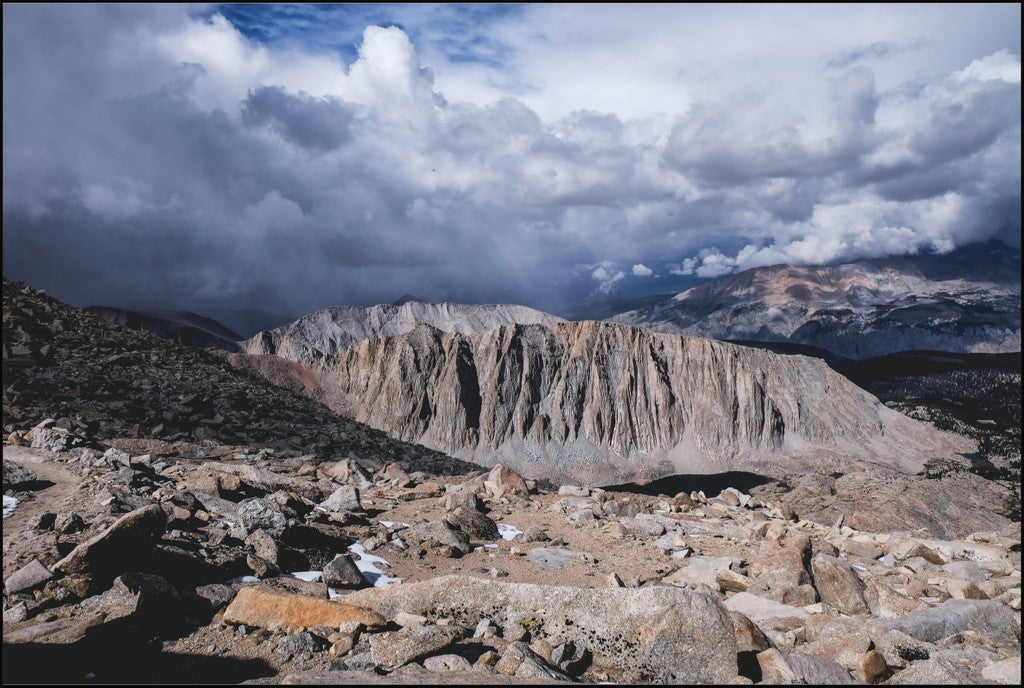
left=2, top=4, right=1020, bottom=327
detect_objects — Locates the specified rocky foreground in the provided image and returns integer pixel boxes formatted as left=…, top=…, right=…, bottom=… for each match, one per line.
left=2, top=279, right=1020, bottom=684
left=3, top=436, right=1020, bottom=685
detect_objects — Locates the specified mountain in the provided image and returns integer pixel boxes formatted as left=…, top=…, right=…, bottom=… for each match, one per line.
left=85, top=306, right=243, bottom=351
left=242, top=301, right=565, bottom=361
left=302, top=320, right=966, bottom=484
left=2, top=279, right=473, bottom=475
left=610, top=241, right=1021, bottom=359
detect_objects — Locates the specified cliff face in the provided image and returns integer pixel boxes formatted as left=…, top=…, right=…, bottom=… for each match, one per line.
left=323, top=321, right=966, bottom=484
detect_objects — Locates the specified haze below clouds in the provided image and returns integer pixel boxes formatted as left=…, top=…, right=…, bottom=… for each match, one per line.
left=2, top=4, right=1020, bottom=326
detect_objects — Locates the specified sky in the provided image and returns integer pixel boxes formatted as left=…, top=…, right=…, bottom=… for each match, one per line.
left=3, top=4, right=1020, bottom=329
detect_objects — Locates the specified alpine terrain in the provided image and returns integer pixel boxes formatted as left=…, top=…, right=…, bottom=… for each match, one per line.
left=610, top=242, right=1021, bottom=359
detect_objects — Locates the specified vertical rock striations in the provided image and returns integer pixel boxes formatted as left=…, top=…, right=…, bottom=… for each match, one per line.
left=324, top=321, right=966, bottom=484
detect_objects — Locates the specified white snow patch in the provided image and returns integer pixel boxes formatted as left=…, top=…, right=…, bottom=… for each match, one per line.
left=497, top=523, right=522, bottom=541
left=483, top=543, right=499, bottom=549
left=379, top=520, right=409, bottom=529
left=348, top=541, right=401, bottom=587
left=285, top=571, right=322, bottom=582
left=3, top=495, right=19, bottom=518
left=225, top=575, right=259, bottom=584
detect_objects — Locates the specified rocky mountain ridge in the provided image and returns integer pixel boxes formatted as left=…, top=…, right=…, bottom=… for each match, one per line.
left=611, top=242, right=1021, bottom=359
left=86, top=306, right=244, bottom=352
left=242, top=301, right=565, bottom=362
left=319, top=320, right=967, bottom=484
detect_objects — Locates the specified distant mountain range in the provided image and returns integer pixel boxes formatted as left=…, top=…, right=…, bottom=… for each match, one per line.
left=610, top=241, right=1020, bottom=359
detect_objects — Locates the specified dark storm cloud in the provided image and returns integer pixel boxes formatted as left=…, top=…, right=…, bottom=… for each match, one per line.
left=1, top=5, right=1020, bottom=324
left=242, top=86, right=355, bottom=151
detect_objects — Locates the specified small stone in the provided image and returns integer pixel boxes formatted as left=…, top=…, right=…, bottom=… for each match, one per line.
left=423, top=653, right=473, bottom=672
left=276, top=632, right=326, bottom=660
left=473, top=618, right=495, bottom=638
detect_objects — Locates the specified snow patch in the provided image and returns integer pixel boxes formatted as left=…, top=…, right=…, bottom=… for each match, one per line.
left=497, top=523, right=522, bottom=541
left=285, top=571, right=322, bottom=582
left=225, top=575, right=259, bottom=584
left=348, top=541, right=401, bottom=587
left=3, top=495, right=19, bottom=518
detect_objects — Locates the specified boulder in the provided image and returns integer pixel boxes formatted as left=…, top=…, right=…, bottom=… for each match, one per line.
left=2, top=458, right=36, bottom=487
left=864, top=580, right=929, bottom=618
left=888, top=655, right=981, bottom=684
left=811, top=554, right=869, bottom=615
left=757, top=648, right=857, bottom=684
left=484, top=464, right=529, bottom=498
left=223, top=585, right=385, bottom=631
left=495, top=641, right=570, bottom=681
left=53, top=504, right=166, bottom=588
left=322, top=554, right=369, bottom=589
left=619, top=516, right=665, bottom=537
left=981, top=656, right=1021, bottom=685
left=795, top=630, right=871, bottom=671
left=423, top=654, right=473, bottom=672
left=878, top=598, right=1020, bottom=649
left=82, top=572, right=181, bottom=624
left=319, top=486, right=362, bottom=514
left=442, top=489, right=480, bottom=513
left=30, top=427, right=82, bottom=453
left=663, top=556, right=739, bottom=590
left=4, top=559, right=54, bottom=595
left=342, top=575, right=738, bottom=684
left=324, top=459, right=373, bottom=487
left=857, top=650, right=888, bottom=684
left=446, top=506, right=500, bottom=541
left=522, top=526, right=550, bottom=543
left=403, top=520, right=471, bottom=555
left=237, top=497, right=287, bottom=538
left=369, top=624, right=464, bottom=671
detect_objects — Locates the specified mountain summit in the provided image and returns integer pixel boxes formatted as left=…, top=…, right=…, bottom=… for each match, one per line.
left=611, top=242, right=1021, bottom=359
